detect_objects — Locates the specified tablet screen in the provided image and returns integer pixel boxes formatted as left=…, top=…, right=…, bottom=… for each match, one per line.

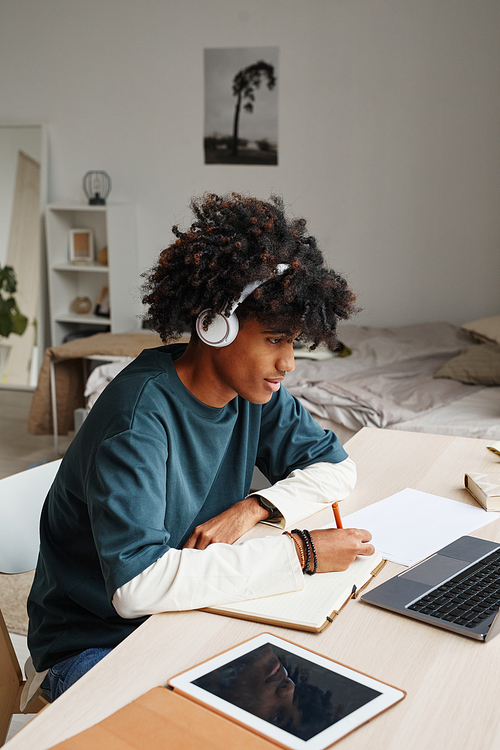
left=168, top=633, right=405, bottom=750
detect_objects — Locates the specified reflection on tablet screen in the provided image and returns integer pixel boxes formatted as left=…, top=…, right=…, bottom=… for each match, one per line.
left=193, top=642, right=381, bottom=741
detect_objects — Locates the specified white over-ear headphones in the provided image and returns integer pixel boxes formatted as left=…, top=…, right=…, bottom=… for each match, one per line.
left=196, top=264, right=289, bottom=347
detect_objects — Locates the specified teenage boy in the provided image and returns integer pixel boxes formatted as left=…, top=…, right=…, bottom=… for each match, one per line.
left=28, top=193, right=374, bottom=700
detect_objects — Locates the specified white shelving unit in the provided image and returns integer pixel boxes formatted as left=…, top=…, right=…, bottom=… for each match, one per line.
left=45, top=204, right=142, bottom=346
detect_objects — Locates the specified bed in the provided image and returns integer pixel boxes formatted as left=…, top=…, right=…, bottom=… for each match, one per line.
left=286, top=316, right=500, bottom=443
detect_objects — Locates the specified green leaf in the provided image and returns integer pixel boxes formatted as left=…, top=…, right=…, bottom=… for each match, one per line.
left=0, top=265, right=17, bottom=295
left=10, top=304, right=28, bottom=336
left=0, top=321, right=11, bottom=337
left=0, top=265, right=28, bottom=338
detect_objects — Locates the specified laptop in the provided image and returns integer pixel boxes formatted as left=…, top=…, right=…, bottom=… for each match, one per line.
left=362, top=535, right=500, bottom=641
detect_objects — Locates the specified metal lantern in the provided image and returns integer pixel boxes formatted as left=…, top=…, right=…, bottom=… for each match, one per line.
left=83, top=171, right=111, bottom=205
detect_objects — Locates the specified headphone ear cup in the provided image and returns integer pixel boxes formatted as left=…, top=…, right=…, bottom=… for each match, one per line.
left=196, top=310, right=240, bottom=347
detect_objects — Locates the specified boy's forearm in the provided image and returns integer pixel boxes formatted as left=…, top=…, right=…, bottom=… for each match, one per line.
left=183, top=495, right=270, bottom=549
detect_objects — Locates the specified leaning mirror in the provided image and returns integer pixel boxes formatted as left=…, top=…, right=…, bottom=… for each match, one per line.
left=0, top=124, right=47, bottom=388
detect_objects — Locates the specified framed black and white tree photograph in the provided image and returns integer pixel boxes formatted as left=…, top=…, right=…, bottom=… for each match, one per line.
left=204, top=46, right=278, bottom=166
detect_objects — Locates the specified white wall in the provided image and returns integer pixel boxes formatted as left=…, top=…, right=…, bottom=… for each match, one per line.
left=0, top=0, right=498, bottom=327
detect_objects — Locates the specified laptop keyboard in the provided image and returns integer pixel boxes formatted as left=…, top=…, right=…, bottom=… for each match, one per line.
left=408, top=549, right=500, bottom=628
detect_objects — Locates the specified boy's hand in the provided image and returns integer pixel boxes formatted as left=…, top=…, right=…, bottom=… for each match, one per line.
left=183, top=496, right=269, bottom=549
left=291, top=528, right=375, bottom=572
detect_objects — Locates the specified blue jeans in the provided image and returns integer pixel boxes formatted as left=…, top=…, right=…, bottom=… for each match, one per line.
left=41, top=647, right=112, bottom=701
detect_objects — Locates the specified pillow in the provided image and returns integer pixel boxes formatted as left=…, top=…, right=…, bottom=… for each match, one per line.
left=434, top=343, right=500, bottom=385
left=461, top=315, right=500, bottom=345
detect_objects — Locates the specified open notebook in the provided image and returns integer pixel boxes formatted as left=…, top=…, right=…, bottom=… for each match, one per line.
left=204, top=552, right=385, bottom=632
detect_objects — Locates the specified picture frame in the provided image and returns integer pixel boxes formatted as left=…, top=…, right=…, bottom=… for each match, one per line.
left=69, top=228, right=94, bottom=264
left=94, top=285, right=110, bottom=317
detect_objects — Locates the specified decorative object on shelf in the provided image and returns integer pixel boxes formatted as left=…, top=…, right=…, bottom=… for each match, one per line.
left=71, top=296, right=92, bottom=315
left=83, top=171, right=112, bottom=205
left=95, top=285, right=110, bottom=317
left=69, top=228, right=94, bottom=264
left=96, top=246, right=108, bottom=266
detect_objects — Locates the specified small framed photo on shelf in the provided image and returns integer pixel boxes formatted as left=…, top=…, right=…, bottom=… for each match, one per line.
left=95, top=285, right=110, bottom=317
left=69, top=228, right=94, bottom=264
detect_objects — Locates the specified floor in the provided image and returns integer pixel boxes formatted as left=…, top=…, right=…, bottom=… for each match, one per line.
left=0, top=387, right=72, bottom=480
left=1, top=387, right=73, bottom=742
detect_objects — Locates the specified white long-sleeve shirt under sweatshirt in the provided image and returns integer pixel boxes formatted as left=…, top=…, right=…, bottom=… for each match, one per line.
left=112, top=458, right=356, bottom=618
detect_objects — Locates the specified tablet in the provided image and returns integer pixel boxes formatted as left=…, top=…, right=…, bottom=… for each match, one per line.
left=168, top=633, right=405, bottom=749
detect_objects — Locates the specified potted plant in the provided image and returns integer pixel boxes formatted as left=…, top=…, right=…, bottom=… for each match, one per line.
left=0, top=264, right=28, bottom=380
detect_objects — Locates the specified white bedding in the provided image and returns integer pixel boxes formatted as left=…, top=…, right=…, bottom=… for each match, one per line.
left=391, top=387, right=500, bottom=440
left=286, top=321, right=500, bottom=440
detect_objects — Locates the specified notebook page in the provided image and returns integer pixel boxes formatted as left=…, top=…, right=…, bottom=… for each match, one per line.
left=209, top=551, right=383, bottom=630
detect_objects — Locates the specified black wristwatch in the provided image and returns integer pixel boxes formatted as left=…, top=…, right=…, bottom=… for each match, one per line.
left=253, top=495, right=282, bottom=520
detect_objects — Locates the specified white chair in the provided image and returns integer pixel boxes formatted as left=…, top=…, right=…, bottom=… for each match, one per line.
left=0, top=459, right=61, bottom=744
left=0, top=460, right=61, bottom=574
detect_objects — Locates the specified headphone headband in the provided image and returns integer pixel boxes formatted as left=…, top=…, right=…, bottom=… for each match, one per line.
left=196, top=263, right=290, bottom=348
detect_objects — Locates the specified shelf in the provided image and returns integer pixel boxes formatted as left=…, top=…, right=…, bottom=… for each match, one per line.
left=48, top=203, right=108, bottom=212
left=52, top=263, right=109, bottom=273
left=46, top=203, right=141, bottom=345
left=54, top=313, right=110, bottom=325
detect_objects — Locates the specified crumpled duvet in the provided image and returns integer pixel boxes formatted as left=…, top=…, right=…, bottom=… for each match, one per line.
left=285, top=321, right=482, bottom=430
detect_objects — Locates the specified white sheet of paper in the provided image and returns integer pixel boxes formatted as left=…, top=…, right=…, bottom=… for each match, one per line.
left=325, top=488, right=500, bottom=566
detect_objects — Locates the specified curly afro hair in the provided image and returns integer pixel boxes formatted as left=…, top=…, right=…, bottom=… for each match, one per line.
left=141, top=192, right=358, bottom=350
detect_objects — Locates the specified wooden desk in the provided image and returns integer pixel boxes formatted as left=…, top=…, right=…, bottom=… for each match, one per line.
left=7, top=428, right=500, bottom=750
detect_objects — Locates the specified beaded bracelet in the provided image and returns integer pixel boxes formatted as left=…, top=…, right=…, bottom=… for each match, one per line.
left=303, top=529, right=318, bottom=575
left=283, top=531, right=305, bottom=570
left=291, top=529, right=311, bottom=574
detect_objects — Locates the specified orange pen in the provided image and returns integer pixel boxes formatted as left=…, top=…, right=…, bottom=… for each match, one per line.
left=332, top=502, right=343, bottom=529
